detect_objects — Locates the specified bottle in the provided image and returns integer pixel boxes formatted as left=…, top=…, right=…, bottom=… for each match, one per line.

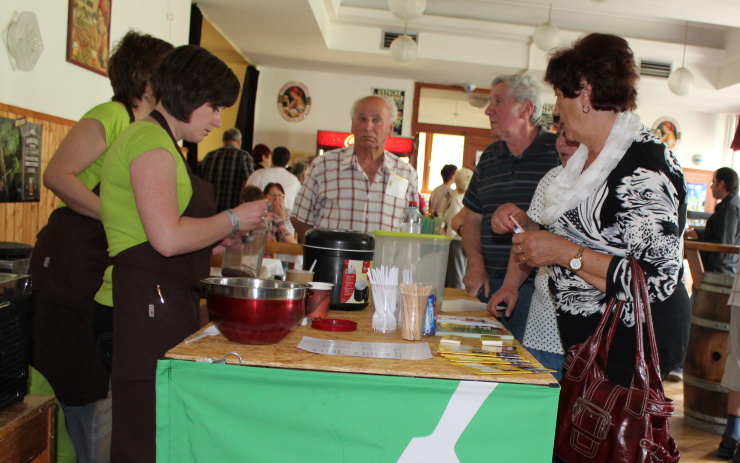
left=399, top=201, right=423, bottom=234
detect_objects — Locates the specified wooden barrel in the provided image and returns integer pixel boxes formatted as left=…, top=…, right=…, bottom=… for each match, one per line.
left=683, top=272, right=733, bottom=434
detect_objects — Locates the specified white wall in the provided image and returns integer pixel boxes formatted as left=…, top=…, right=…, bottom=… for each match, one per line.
left=540, top=95, right=732, bottom=172
left=636, top=104, right=731, bottom=171
left=0, top=0, right=191, bottom=121
left=253, top=66, right=415, bottom=156
left=256, top=70, right=733, bottom=171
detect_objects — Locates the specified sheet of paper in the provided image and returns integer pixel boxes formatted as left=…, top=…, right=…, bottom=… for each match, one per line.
left=440, top=299, right=488, bottom=312
left=297, top=336, right=432, bottom=360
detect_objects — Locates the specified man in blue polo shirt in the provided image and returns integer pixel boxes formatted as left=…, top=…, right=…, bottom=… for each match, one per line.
left=461, top=74, right=559, bottom=342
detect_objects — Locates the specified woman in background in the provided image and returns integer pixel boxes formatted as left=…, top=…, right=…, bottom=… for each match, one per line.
left=239, top=183, right=297, bottom=244
left=443, top=167, right=473, bottom=288
left=100, top=45, right=267, bottom=462
left=251, top=143, right=271, bottom=170
left=29, top=31, right=172, bottom=463
left=496, top=33, right=689, bottom=388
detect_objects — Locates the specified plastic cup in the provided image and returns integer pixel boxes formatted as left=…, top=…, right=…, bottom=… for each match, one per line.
left=400, top=287, right=428, bottom=341
left=305, top=282, right=334, bottom=320
left=286, top=269, right=314, bottom=283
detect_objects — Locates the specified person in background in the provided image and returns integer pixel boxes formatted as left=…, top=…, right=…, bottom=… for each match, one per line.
left=489, top=121, right=579, bottom=380
left=29, top=31, right=173, bottom=463
left=291, top=95, right=418, bottom=240
left=251, top=143, right=272, bottom=170
left=239, top=184, right=297, bottom=244
left=685, top=167, right=740, bottom=275
left=197, top=127, right=255, bottom=212
left=99, top=45, right=267, bottom=462
left=461, top=73, right=559, bottom=341
left=669, top=167, right=740, bottom=382
left=443, top=167, right=473, bottom=288
left=429, top=164, right=457, bottom=217
left=291, top=160, right=309, bottom=184
left=496, top=33, right=689, bottom=388
left=246, top=146, right=302, bottom=216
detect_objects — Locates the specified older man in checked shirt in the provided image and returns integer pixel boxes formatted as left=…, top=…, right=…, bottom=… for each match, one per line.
left=291, top=95, right=418, bottom=241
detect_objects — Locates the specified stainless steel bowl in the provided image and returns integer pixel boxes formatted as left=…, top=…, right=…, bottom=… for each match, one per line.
left=202, top=277, right=310, bottom=300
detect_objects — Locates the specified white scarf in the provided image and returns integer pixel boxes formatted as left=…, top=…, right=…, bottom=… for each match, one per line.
left=539, top=111, right=643, bottom=225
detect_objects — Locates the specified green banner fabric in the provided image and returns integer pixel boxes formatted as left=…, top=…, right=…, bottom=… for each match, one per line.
left=156, top=359, right=559, bottom=462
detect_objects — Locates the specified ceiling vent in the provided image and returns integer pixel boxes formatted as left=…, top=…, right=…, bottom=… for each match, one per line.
left=639, top=60, right=672, bottom=79
left=382, top=31, right=418, bottom=49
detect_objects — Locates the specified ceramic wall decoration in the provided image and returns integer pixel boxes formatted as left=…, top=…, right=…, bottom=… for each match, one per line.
left=277, top=82, right=311, bottom=122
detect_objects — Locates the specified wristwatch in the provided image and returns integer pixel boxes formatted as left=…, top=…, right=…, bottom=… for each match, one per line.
left=569, top=245, right=586, bottom=273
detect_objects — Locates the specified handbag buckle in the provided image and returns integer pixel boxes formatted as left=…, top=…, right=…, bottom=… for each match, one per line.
left=571, top=397, right=613, bottom=457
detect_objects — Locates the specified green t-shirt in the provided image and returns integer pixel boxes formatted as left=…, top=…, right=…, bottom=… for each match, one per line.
left=57, top=101, right=130, bottom=208
left=95, top=121, right=192, bottom=305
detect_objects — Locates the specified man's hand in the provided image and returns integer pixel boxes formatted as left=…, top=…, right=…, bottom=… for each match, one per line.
left=463, top=260, right=490, bottom=299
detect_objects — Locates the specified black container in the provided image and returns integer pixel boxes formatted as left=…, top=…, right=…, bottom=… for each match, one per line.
left=0, top=274, right=31, bottom=411
left=303, top=229, right=374, bottom=311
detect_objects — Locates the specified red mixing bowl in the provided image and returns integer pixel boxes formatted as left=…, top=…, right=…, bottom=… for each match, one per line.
left=203, top=277, right=309, bottom=344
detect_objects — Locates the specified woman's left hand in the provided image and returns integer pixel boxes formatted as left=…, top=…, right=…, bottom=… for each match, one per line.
left=511, top=230, right=570, bottom=267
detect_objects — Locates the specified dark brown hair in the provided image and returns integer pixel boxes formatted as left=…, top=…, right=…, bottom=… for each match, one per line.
left=239, top=185, right=264, bottom=204
left=151, top=45, right=240, bottom=122
left=545, top=33, right=638, bottom=112
left=252, top=144, right=271, bottom=166
left=263, top=183, right=285, bottom=196
left=107, top=31, right=173, bottom=109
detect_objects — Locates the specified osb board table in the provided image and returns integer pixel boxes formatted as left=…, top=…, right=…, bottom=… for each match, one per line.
left=0, top=395, right=55, bottom=463
left=157, top=289, right=559, bottom=463
left=166, top=288, right=555, bottom=386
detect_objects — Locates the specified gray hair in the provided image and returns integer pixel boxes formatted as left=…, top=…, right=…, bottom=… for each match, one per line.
left=454, top=167, right=474, bottom=191
left=350, top=95, right=398, bottom=125
left=223, top=127, right=242, bottom=142
left=491, top=74, right=543, bottom=127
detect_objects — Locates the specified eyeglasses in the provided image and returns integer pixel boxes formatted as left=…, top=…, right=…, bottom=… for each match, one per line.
left=268, top=193, right=285, bottom=198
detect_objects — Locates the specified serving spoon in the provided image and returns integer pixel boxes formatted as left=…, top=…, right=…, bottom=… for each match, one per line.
left=185, top=324, right=221, bottom=343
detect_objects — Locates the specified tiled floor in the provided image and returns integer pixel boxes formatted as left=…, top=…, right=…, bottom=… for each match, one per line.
left=664, top=379, right=725, bottom=462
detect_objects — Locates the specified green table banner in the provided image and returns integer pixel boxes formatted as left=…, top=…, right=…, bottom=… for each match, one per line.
left=156, top=359, right=559, bottom=462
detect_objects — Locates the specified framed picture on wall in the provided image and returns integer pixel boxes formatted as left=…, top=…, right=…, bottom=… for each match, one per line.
left=373, top=88, right=405, bottom=135
left=67, top=0, right=112, bottom=76
left=277, top=82, right=311, bottom=122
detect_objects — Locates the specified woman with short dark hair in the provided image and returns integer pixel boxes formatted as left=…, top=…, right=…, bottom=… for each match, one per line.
left=494, top=33, right=690, bottom=387
left=99, top=45, right=268, bottom=462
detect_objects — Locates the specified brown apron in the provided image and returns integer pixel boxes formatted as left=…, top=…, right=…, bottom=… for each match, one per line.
left=110, top=111, right=216, bottom=463
left=28, top=104, right=135, bottom=405
left=29, top=207, right=110, bottom=404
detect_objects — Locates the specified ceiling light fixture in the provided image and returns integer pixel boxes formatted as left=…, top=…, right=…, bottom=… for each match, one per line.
left=388, top=0, right=426, bottom=22
left=389, top=23, right=417, bottom=64
left=668, top=22, right=695, bottom=96
left=533, top=3, right=561, bottom=52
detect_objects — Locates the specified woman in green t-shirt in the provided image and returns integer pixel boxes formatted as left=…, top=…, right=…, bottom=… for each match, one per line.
left=100, top=45, right=268, bottom=463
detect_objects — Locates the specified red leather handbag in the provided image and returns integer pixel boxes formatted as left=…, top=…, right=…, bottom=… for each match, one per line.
left=553, top=258, right=680, bottom=463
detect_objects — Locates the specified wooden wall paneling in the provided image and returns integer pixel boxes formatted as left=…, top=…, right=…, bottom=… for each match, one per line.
left=0, top=104, right=74, bottom=246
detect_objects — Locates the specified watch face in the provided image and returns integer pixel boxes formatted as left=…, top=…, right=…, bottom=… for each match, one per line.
left=570, top=258, right=582, bottom=270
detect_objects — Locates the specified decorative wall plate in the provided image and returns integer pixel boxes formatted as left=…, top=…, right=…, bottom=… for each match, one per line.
left=651, top=116, right=681, bottom=150
left=277, top=81, right=311, bottom=122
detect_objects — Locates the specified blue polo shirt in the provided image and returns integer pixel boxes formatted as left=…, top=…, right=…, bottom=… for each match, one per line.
left=463, top=128, right=559, bottom=279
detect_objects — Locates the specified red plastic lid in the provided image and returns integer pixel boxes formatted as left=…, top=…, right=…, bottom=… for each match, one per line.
left=311, top=318, right=357, bottom=332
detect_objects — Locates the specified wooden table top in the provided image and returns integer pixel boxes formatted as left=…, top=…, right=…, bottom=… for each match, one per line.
left=166, top=288, right=558, bottom=387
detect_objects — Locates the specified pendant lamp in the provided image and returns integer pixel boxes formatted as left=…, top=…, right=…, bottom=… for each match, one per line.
left=388, top=0, right=426, bottom=22
left=668, top=22, right=695, bottom=96
left=390, top=24, right=417, bottom=64
left=533, top=3, right=561, bottom=51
